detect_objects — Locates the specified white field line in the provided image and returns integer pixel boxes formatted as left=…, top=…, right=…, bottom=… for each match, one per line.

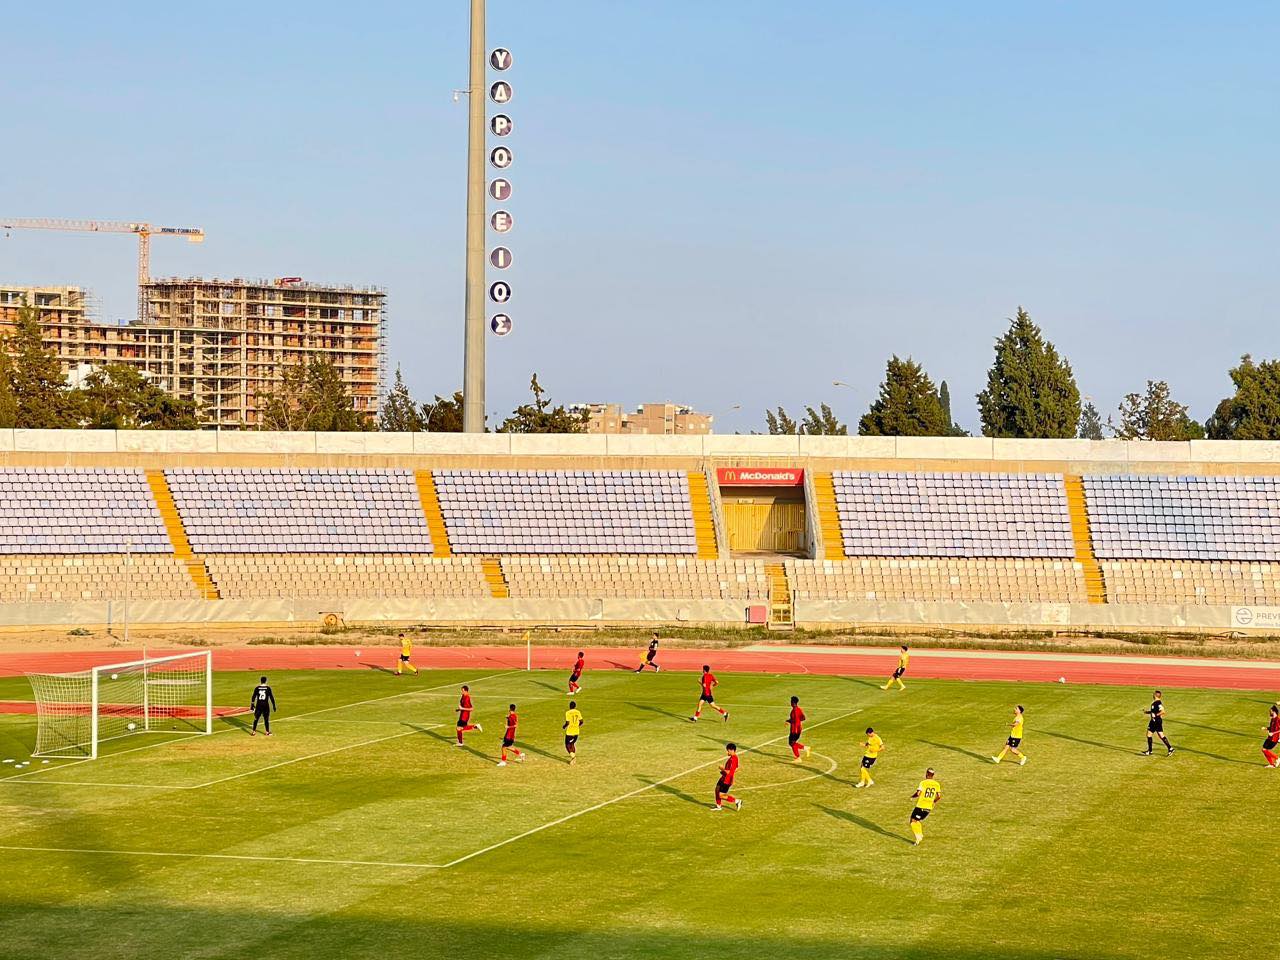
left=0, top=670, right=519, bottom=784
left=437, top=708, right=863, bottom=869
left=0, top=845, right=440, bottom=870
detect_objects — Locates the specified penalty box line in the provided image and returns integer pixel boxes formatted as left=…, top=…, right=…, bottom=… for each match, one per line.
left=438, top=707, right=864, bottom=870
left=0, top=669, right=520, bottom=785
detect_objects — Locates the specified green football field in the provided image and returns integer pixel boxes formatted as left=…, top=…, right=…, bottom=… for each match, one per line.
left=0, top=664, right=1271, bottom=960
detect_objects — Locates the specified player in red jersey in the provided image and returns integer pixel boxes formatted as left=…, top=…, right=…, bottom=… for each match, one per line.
left=455, top=684, right=481, bottom=745
left=690, top=665, right=729, bottom=722
left=497, top=703, right=524, bottom=767
left=787, top=695, right=811, bottom=762
left=567, top=651, right=585, bottom=694
left=1263, top=703, right=1280, bottom=769
left=712, top=742, right=742, bottom=811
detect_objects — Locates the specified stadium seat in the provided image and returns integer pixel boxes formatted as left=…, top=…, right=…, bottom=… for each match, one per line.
left=0, top=468, right=170, bottom=554
left=0, top=554, right=199, bottom=601
left=203, top=555, right=489, bottom=599
left=1101, top=560, right=1280, bottom=605
left=786, top=558, right=1086, bottom=604
left=434, top=470, right=697, bottom=555
left=503, top=557, right=769, bottom=600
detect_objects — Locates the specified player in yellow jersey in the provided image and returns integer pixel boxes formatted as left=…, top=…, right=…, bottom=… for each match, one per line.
left=563, top=701, right=585, bottom=765
left=992, top=705, right=1028, bottom=765
left=882, top=645, right=909, bottom=690
left=395, top=632, right=418, bottom=676
left=908, top=768, right=942, bottom=845
left=855, top=726, right=884, bottom=788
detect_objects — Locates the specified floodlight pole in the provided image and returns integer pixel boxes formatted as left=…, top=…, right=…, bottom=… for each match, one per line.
left=462, top=0, right=487, bottom=433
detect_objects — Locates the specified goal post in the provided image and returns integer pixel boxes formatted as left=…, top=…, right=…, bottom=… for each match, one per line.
left=27, top=651, right=213, bottom=759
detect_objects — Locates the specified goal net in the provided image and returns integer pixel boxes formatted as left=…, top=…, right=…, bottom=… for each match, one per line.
left=26, top=651, right=212, bottom=759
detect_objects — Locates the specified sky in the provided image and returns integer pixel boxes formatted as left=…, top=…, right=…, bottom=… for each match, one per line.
left=1, top=1, right=1276, bottom=434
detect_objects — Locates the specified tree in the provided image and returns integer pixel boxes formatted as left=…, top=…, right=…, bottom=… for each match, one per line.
left=1077, top=400, right=1104, bottom=440
left=1110, top=380, right=1203, bottom=441
left=4, top=299, right=78, bottom=428
left=497, top=374, right=587, bottom=434
left=800, top=403, right=848, bottom=436
left=378, top=367, right=424, bottom=432
left=421, top=391, right=465, bottom=432
left=259, top=357, right=371, bottom=431
left=1205, top=355, right=1280, bottom=440
left=977, top=307, right=1080, bottom=438
left=765, top=407, right=799, bottom=435
left=0, top=350, right=16, bottom=429
left=857, top=356, right=951, bottom=437
left=76, top=364, right=200, bottom=430
left=937, top=379, right=969, bottom=436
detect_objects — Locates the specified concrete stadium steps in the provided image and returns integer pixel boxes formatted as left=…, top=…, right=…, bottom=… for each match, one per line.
left=765, top=561, right=794, bottom=629
left=0, top=554, right=202, bottom=602
left=786, top=557, right=1088, bottom=604
left=501, top=557, right=769, bottom=600
left=1062, top=475, right=1106, bottom=604
left=686, top=471, right=720, bottom=559
left=812, top=473, right=847, bottom=560
left=202, top=555, right=490, bottom=599
left=414, top=470, right=453, bottom=558
left=1101, top=560, right=1280, bottom=606
left=144, top=470, right=219, bottom=600
left=482, top=558, right=509, bottom=598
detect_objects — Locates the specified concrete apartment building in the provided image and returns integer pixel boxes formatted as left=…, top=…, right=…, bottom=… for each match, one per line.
left=573, top=402, right=714, bottom=435
left=0, top=279, right=386, bottom=428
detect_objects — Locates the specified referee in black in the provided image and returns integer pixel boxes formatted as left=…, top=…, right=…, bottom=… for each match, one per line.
left=1141, top=689, right=1173, bottom=756
left=250, top=676, right=277, bottom=737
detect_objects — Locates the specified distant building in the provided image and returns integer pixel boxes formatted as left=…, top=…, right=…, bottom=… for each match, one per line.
left=0, top=278, right=386, bottom=428
left=572, top=402, right=714, bottom=435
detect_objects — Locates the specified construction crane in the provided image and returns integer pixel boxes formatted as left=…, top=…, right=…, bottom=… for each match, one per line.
left=0, top=218, right=205, bottom=322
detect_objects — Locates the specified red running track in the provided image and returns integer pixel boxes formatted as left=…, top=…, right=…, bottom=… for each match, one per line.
left=0, top=646, right=1277, bottom=692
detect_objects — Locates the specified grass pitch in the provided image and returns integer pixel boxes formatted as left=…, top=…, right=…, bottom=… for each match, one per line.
left=0, top=664, right=1271, bottom=959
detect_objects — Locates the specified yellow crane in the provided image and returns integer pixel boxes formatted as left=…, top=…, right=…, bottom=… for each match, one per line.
left=1, top=218, right=204, bottom=322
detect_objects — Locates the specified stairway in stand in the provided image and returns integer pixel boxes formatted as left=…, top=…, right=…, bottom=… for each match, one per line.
left=145, top=470, right=219, bottom=599
left=1062, top=475, right=1106, bottom=604
left=482, top=558, right=509, bottom=599
left=812, top=473, right=847, bottom=560
left=687, top=471, right=720, bottom=559
left=414, top=470, right=453, bottom=557
left=765, top=561, right=794, bottom=630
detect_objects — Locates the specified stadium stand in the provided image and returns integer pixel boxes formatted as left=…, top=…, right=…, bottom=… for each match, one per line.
left=204, top=555, right=490, bottom=600
left=832, top=472, right=1074, bottom=558
left=1100, top=560, right=1280, bottom=606
left=434, top=470, right=697, bottom=554
left=0, top=467, right=170, bottom=553
left=1084, top=474, right=1280, bottom=560
left=0, top=555, right=199, bottom=602
left=787, top=558, right=1086, bottom=604
left=503, top=557, right=769, bottom=600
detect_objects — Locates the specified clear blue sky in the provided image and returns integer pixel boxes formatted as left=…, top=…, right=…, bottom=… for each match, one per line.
left=3, top=1, right=1276, bottom=433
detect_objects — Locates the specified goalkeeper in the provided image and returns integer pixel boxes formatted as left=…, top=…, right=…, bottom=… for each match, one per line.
left=250, top=676, right=277, bottom=737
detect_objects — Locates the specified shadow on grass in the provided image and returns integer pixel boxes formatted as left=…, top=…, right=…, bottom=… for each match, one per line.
left=419, top=726, right=493, bottom=763
left=1041, top=729, right=1134, bottom=754
left=840, top=676, right=885, bottom=690
left=219, top=714, right=251, bottom=733
left=514, top=740, right=566, bottom=764
left=815, top=803, right=912, bottom=845
left=1174, top=745, right=1253, bottom=766
left=526, top=679, right=562, bottom=693
left=625, top=701, right=688, bottom=723
left=363, top=663, right=400, bottom=676
left=1167, top=719, right=1252, bottom=739
left=918, top=739, right=989, bottom=764
left=635, top=774, right=705, bottom=807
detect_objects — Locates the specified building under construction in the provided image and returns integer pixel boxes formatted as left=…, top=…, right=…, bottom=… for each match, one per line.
left=0, top=279, right=386, bottom=428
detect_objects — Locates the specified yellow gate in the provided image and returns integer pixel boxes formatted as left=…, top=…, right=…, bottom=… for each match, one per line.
left=724, top=500, right=805, bottom=554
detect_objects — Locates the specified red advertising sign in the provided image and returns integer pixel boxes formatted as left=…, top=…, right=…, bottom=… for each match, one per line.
left=716, top=467, right=805, bottom=487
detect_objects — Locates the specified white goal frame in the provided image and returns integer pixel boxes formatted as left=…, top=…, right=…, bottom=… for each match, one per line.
left=27, top=651, right=213, bottom=759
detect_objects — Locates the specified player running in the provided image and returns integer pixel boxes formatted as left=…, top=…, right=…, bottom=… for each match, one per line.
left=455, top=684, right=481, bottom=745
left=497, top=703, right=524, bottom=767
left=711, top=742, right=742, bottom=811
left=856, top=726, right=883, bottom=788
left=992, top=705, right=1028, bottom=765
left=882, top=645, right=910, bottom=691
left=1262, top=704, right=1280, bottom=769
left=567, top=651, right=585, bottom=694
left=249, top=675, right=276, bottom=737
left=787, top=695, right=810, bottom=762
left=635, top=633, right=662, bottom=673
left=691, top=665, right=729, bottom=722
left=908, top=768, right=942, bottom=845
left=1141, top=690, right=1174, bottom=756
left=563, top=701, right=584, bottom=764
left=395, top=632, right=419, bottom=676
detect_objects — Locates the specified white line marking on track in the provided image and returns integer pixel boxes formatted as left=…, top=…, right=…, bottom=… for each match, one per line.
left=438, top=708, right=862, bottom=869
left=0, top=845, right=440, bottom=870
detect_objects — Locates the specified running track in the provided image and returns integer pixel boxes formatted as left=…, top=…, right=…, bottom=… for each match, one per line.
left=0, top=645, right=1276, bottom=691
